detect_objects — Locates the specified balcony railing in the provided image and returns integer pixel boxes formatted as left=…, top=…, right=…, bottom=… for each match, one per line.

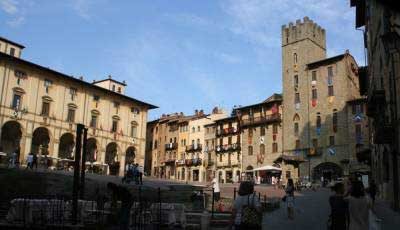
left=184, top=158, right=202, bottom=166
left=165, top=142, right=178, bottom=150
left=186, top=144, right=202, bottom=152
left=241, top=114, right=281, bottom=127
left=215, top=143, right=241, bottom=153
left=217, top=160, right=240, bottom=168
left=216, top=127, right=238, bottom=137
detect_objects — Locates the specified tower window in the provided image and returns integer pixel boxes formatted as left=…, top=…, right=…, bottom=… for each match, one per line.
left=12, top=94, right=22, bottom=110
left=328, top=85, right=334, bottom=96
left=316, top=115, right=321, bottom=128
left=294, top=122, right=299, bottom=135
left=294, top=75, right=299, bottom=86
left=333, top=110, right=338, bottom=132
left=295, top=93, right=300, bottom=104
left=248, top=146, right=253, bottom=156
left=294, top=53, right=298, bottom=64
left=312, top=89, right=318, bottom=99
left=312, top=71, right=317, bottom=81
left=295, top=140, right=300, bottom=149
left=10, top=48, right=15, bottom=57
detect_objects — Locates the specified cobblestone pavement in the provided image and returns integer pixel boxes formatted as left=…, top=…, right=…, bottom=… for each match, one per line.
left=263, top=188, right=400, bottom=230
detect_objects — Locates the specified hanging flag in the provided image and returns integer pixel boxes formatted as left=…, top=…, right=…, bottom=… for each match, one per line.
left=271, top=104, right=278, bottom=114
left=312, top=99, right=317, bottom=107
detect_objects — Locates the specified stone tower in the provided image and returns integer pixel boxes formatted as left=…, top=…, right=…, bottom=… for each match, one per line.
left=281, top=17, right=326, bottom=155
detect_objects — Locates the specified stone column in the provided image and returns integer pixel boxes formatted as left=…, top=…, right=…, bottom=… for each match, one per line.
left=119, top=155, right=126, bottom=176
left=22, top=135, right=32, bottom=165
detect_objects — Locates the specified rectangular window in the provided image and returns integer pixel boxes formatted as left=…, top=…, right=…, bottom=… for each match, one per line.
left=312, top=71, right=317, bottom=81
left=312, top=138, right=318, bottom=148
left=70, top=87, right=77, bottom=100
left=228, top=137, right=232, bottom=145
left=90, top=115, right=97, bottom=128
left=294, top=75, right=299, bottom=86
left=154, top=140, right=158, bottom=149
left=41, top=101, right=50, bottom=116
left=219, top=154, right=222, bottom=162
left=294, top=122, right=299, bottom=135
left=356, top=104, right=362, bottom=114
left=131, top=125, right=137, bottom=137
left=333, top=112, right=338, bottom=132
left=112, top=120, right=118, bottom=132
left=273, top=124, right=278, bottom=134
left=295, top=93, right=300, bottom=104
left=328, top=85, right=334, bottom=96
left=295, top=140, right=300, bottom=149
left=10, top=48, right=15, bottom=56
left=67, top=108, right=75, bottom=122
left=329, top=136, right=335, bottom=146
left=44, top=79, right=52, bottom=93
left=260, top=126, right=265, bottom=136
left=272, top=143, right=278, bottom=153
left=12, top=94, right=21, bottom=110
left=312, top=89, right=318, bottom=99
left=328, top=66, right=334, bottom=78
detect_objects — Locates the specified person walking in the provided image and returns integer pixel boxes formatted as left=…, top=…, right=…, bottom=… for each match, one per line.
left=231, top=181, right=262, bottom=230
left=137, top=164, right=144, bottom=185
left=32, top=153, right=38, bottom=169
left=348, top=180, right=371, bottom=230
left=208, top=175, right=220, bottom=207
left=9, top=151, right=17, bottom=168
left=329, top=183, right=349, bottom=230
left=368, top=180, right=378, bottom=206
left=26, top=153, right=33, bottom=169
left=285, top=178, right=295, bottom=220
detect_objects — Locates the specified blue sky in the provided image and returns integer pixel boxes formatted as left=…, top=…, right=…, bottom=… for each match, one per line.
left=0, top=0, right=363, bottom=120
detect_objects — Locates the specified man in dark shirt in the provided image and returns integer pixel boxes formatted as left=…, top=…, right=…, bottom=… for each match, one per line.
left=107, top=182, right=133, bottom=230
left=329, top=183, right=349, bottom=230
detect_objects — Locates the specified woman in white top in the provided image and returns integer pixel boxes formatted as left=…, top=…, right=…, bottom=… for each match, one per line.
left=231, top=181, right=262, bottom=230
left=347, top=180, right=371, bottom=230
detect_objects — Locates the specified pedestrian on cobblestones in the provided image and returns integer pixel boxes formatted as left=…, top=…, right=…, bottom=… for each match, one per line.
left=348, top=180, right=371, bottom=230
left=231, top=181, right=262, bottom=230
left=285, top=178, right=295, bottom=220
left=329, top=183, right=349, bottom=230
left=368, top=180, right=378, bottom=206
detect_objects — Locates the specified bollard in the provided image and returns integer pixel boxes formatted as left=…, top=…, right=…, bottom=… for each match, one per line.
left=201, top=210, right=211, bottom=230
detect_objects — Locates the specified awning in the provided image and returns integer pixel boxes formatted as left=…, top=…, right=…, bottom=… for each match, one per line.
left=253, top=165, right=282, bottom=171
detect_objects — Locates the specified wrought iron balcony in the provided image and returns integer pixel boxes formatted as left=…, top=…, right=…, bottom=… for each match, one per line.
left=184, top=158, right=202, bottom=166
left=216, top=127, right=238, bottom=137
left=215, top=143, right=241, bottom=153
left=165, top=142, right=178, bottom=150
left=185, top=144, right=202, bottom=152
left=241, top=114, right=281, bottom=127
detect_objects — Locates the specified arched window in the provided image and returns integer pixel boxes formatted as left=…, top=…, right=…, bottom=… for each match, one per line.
left=293, top=114, right=300, bottom=121
left=248, top=146, right=253, bottom=156
left=260, top=144, right=265, bottom=155
left=333, top=109, right=338, bottom=133
left=316, top=113, right=321, bottom=128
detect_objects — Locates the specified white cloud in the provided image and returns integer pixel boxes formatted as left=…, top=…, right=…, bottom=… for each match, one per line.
left=214, top=52, right=242, bottom=64
left=70, top=0, right=91, bottom=19
left=0, top=0, right=18, bottom=14
left=7, top=15, right=24, bottom=26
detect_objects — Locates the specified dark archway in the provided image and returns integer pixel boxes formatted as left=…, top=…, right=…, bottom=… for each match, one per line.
left=0, top=121, right=22, bottom=155
left=125, top=146, right=136, bottom=165
left=105, top=142, right=119, bottom=175
left=313, top=162, right=343, bottom=182
left=86, top=138, right=98, bottom=162
left=31, top=127, right=50, bottom=155
left=58, top=133, right=74, bottom=159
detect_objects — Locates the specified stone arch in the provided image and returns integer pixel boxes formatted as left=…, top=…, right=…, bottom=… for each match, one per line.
left=0, top=120, right=23, bottom=155
left=86, top=138, right=98, bottom=162
left=125, top=146, right=136, bottom=165
left=31, top=127, right=52, bottom=155
left=313, top=162, right=343, bottom=182
left=105, top=142, right=120, bottom=175
left=293, top=113, right=300, bottom=121
left=58, top=133, right=75, bottom=159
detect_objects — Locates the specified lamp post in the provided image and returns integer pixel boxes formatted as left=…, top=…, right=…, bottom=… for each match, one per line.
left=381, top=31, right=400, bottom=211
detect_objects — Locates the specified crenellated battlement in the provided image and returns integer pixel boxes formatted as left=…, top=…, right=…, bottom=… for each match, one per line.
left=281, top=16, right=326, bottom=49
